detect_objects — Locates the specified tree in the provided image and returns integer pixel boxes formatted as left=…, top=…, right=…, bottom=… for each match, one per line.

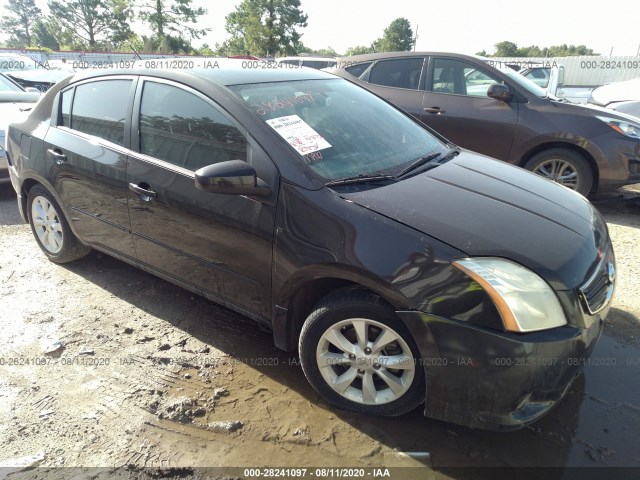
left=48, top=0, right=134, bottom=50
left=224, top=0, right=308, bottom=56
left=493, top=41, right=519, bottom=57
left=138, top=0, right=208, bottom=43
left=485, top=41, right=599, bottom=57
left=0, top=0, right=42, bottom=48
left=345, top=45, right=375, bottom=56
left=374, top=17, right=413, bottom=52
left=32, top=18, right=60, bottom=50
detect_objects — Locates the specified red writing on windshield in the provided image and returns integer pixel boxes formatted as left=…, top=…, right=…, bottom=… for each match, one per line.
left=252, top=92, right=315, bottom=116
left=304, top=151, right=323, bottom=163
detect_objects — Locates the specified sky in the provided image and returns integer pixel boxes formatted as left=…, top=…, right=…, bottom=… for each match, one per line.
left=1, top=0, right=639, bottom=57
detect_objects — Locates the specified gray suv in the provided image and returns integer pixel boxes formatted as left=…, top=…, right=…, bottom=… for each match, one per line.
left=329, top=52, right=640, bottom=196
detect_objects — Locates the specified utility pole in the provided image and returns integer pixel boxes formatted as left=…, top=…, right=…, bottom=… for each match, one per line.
left=413, top=25, right=418, bottom=51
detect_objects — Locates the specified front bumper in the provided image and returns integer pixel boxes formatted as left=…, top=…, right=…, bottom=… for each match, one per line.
left=397, top=307, right=605, bottom=431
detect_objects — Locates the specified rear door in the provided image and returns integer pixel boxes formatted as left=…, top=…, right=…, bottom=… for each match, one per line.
left=421, top=57, right=518, bottom=161
left=43, top=77, right=137, bottom=257
left=360, top=56, right=427, bottom=119
left=126, top=78, right=278, bottom=319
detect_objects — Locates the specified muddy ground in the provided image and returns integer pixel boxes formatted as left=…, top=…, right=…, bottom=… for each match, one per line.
left=1, top=183, right=639, bottom=479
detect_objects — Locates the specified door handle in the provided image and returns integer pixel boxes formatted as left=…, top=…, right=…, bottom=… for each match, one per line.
left=423, top=107, right=446, bottom=114
left=47, top=148, right=67, bottom=164
left=128, top=182, right=157, bottom=201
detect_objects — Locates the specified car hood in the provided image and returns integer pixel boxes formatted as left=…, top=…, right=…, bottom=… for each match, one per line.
left=590, top=77, right=640, bottom=105
left=6, top=69, right=70, bottom=84
left=339, top=152, right=609, bottom=290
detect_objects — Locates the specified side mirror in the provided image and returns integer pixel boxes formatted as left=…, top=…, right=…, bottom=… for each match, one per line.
left=487, top=84, right=513, bottom=102
left=194, top=160, right=271, bottom=197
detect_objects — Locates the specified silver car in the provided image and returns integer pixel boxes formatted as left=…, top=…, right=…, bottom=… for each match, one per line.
left=0, top=72, right=40, bottom=183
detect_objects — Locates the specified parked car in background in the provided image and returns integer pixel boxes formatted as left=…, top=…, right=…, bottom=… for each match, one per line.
left=0, top=72, right=40, bottom=183
left=0, top=53, right=39, bottom=72
left=5, top=64, right=613, bottom=430
left=0, top=53, right=69, bottom=92
left=329, top=52, right=640, bottom=196
left=588, top=77, right=640, bottom=118
left=276, top=55, right=336, bottom=69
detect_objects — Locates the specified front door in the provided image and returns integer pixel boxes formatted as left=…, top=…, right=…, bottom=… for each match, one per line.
left=421, top=57, right=519, bottom=161
left=126, top=79, right=278, bottom=319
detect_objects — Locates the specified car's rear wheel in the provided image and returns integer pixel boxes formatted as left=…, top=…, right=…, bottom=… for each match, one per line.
left=299, top=290, right=425, bottom=416
left=27, top=185, right=91, bottom=263
left=524, top=148, right=593, bottom=196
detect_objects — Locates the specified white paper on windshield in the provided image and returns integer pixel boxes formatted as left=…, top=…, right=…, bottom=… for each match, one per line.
left=265, top=115, right=331, bottom=155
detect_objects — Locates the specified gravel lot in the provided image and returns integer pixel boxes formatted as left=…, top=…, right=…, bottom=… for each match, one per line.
left=1, top=183, right=639, bottom=479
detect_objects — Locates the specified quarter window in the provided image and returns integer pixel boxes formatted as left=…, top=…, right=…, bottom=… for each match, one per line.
left=70, top=80, right=131, bottom=145
left=139, top=81, right=247, bottom=171
left=368, top=58, right=424, bottom=90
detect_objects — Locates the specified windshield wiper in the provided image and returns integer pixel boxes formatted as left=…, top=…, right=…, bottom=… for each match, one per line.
left=325, top=173, right=396, bottom=187
left=396, top=146, right=461, bottom=179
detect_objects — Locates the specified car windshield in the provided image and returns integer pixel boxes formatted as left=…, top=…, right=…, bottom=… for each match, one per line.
left=498, top=67, right=548, bottom=98
left=229, top=78, right=446, bottom=180
left=0, top=73, right=24, bottom=92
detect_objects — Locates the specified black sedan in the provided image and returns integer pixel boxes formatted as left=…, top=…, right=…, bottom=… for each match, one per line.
left=4, top=63, right=614, bottom=430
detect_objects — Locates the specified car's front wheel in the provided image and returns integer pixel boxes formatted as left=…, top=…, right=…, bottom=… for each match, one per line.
left=524, top=148, right=593, bottom=196
left=27, top=185, right=91, bottom=264
left=299, top=290, right=425, bottom=416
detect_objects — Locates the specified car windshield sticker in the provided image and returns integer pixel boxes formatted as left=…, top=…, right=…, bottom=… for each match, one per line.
left=265, top=115, right=331, bottom=155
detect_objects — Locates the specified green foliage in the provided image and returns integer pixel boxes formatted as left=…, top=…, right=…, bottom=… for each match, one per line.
left=0, top=0, right=42, bottom=48
left=300, top=46, right=340, bottom=56
left=32, top=18, right=60, bottom=50
left=224, top=0, right=308, bottom=56
left=374, top=17, right=413, bottom=52
left=213, top=36, right=248, bottom=56
left=485, top=41, right=599, bottom=57
left=48, top=0, right=134, bottom=50
left=345, top=45, right=375, bottom=56
left=138, top=0, right=209, bottom=43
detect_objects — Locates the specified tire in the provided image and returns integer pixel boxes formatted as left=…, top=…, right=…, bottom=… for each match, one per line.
left=27, top=185, right=91, bottom=264
left=524, top=148, right=594, bottom=197
left=299, top=289, right=425, bottom=417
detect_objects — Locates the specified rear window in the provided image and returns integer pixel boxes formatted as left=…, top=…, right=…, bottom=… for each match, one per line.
left=68, top=80, right=131, bottom=146
left=368, top=58, right=424, bottom=90
left=344, top=62, right=372, bottom=78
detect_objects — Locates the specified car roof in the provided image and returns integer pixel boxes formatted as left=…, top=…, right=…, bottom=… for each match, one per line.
left=335, top=51, right=486, bottom=63
left=68, top=59, right=336, bottom=87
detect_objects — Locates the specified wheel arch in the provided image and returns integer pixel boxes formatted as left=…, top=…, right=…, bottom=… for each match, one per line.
left=20, top=175, right=80, bottom=236
left=518, top=142, right=599, bottom=192
left=272, top=267, right=413, bottom=352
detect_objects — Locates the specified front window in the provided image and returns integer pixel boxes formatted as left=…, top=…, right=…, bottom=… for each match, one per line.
left=229, top=78, right=445, bottom=181
left=139, top=81, right=247, bottom=170
left=431, top=58, right=502, bottom=96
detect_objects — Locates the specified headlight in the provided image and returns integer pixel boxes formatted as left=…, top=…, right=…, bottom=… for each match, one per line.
left=596, top=115, right=640, bottom=140
left=452, top=258, right=567, bottom=333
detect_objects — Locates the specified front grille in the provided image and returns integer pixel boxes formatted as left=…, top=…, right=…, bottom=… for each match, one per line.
left=578, top=252, right=615, bottom=315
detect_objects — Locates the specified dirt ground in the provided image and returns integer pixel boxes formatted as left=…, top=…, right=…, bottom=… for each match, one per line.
left=1, top=183, right=639, bottom=479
